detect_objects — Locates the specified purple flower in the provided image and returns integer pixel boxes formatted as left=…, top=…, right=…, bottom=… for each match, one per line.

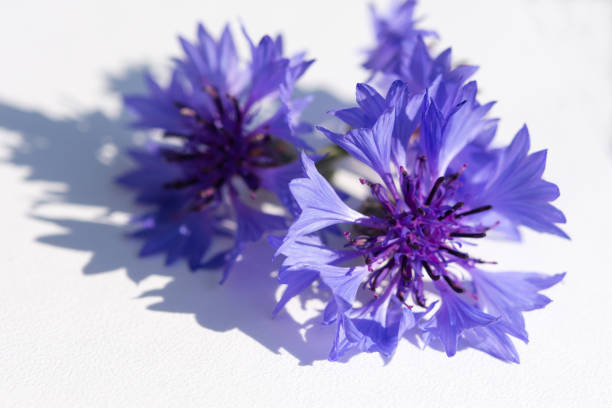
left=365, top=0, right=478, bottom=113
left=118, top=23, right=313, bottom=278
left=274, top=79, right=567, bottom=362
left=364, top=0, right=437, bottom=80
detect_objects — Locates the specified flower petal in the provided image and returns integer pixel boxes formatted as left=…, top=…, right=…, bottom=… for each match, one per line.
left=220, top=196, right=287, bottom=283
left=462, top=323, right=520, bottom=363
left=422, top=287, right=497, bottom=357
left=329, top=296, right=415, bottom=361
left=474, top=125, right=568, bottom=239
left=318, top=106, right=395, bottom=178
left=276, top=152, right=366, bottom=254
left=471, top=269, right=565, bottom=342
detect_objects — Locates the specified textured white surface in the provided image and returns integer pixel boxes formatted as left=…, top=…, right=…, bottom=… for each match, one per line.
left=1, top=0, right=611, bottom=406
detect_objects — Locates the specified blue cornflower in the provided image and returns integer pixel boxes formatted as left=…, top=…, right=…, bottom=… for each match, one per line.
left=273, top=80, right=567, bottom=362
left=118, top=23, right=313, bottom=280
left=365, top=0, right=477, bottom=108
left=364, top=0, right=437, bottom=79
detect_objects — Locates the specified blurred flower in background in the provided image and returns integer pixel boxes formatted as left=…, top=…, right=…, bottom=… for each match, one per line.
left=364, top=0, right=437, bottom=82
left=364, top=0, right=477, bottom=103
left=118, top=23, right=313, bottom=282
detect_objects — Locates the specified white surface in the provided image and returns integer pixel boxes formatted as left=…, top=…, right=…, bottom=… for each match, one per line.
left=1, top=0, right=611, bottom=407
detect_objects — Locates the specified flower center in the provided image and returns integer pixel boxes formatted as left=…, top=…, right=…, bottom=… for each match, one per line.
left=347, top=157, right=494, bottom=307
left=161, top=86, right=295, bottom=210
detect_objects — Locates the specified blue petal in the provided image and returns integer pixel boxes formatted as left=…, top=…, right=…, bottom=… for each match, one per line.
left=233, top=196, right=287, bottom=243
left=270, top=234, right=360, bottom=315
left=270, top=234, right=353, bottom=266
left=419, top=96, right=445, bottom=175
left=249, top=101, right=312, bottom=151
left=220, top=196, right=287, bottom=283
left=318, top=106, right=395, bottom=178
left=276, top=152, right=366, bottom=254
left=329, top=296, right=415, bottom=361
left=282, top=57, right=315, bottom=99
left=474, top=125, right=569, bottom=239
left=471, top=269, right=565, bottom=342
left=356, top=83, right=386, bottom=118
left=329, top=107, right=374, bottom=129
left=257, top=160, right=305, bottom=217
left=363, top=1, right=437, bottom=77
left=323, top=297, right=339, bottom=325
left=432, top=64, right=479, bottom=115
left=329, top=83, right=387, bottom=128
left=437, top=89, right=495, bottom=173
left=462, top=323, right=520, bottom=363
left=246, top=35, right=290, bottom=106
left=352, top=298, right=415, bottom=357
left=179, top=35, right=209, bottom=82
left=123, top=73, right=192, bottom=135
left=385, top=80, right=424, bottom=164
left=420, top=84, right=495, bottom=176
left=273, top=267, right=318, bottom=316
left=172, top=23, right=242, bottom=94
left=404, top=35, right=433, bottom=91
left=217, top=24, right=239, bottom=75
left=329, top=312, right=366, bottom=361
left=316, top=265, right=369, bottom=306
left=422, top=287, right=497, bottom=357
left=133, top=209, right=214, bottom=271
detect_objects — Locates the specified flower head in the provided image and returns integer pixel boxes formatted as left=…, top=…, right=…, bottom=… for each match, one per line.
left=364, top=1, right=436, bottom=78
left=118, top=23, right=313, bottom=279
left=364, top=0, right=478, bottom=106
left=274, top=79, right=567, bottom=362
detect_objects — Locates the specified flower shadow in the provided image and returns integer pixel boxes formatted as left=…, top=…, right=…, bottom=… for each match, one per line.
left=141, top=240, right=336, bottom=365
left=0, top=66, right=349, bottom=365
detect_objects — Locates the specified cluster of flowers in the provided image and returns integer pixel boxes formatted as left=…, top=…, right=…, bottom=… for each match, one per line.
left=119, top=0, right=567, bottom=363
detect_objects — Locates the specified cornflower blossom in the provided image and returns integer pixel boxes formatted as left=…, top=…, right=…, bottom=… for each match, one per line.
left=273, top=78, right=567, bottom=362
left=118, top=23, right=313, bottom=281
left=363, top=0, right=436, bottom=77
left=365, top=0, right=477, bottom=105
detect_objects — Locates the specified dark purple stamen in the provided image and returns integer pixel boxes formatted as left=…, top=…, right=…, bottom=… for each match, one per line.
left=163, top=177, right=199, bottom=189
left=414, top=289, right=427, bottom=308
left=425, top=176, right=445, bottom=206
left=367, top=266, right=386, bottom=291
left=443, top=275, right=464, bottom=293
left=422, top=261, right=439, bottom=281
left=455, top=205, right=493, bottom=218
left=163, top=131, right=192, bottom=139
left=162, top=151, right=201, bottom=162
left=161, top=85, right=294, bottom=211
left=439, top=245, right=470, bottom=259
left=438, top=202, right=464, bottom=220
left=205, top=85, right=225, bottom=117
left=450, top=231, right=487, bottom=238
left=228, top=94, right=243, bottom=127
left=348, top=158, right=497, bottom=308
left=400, top=256, right=412, bottom=281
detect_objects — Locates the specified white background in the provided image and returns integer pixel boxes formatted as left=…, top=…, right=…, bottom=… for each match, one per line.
left=1, top=0, right=611, bottom=406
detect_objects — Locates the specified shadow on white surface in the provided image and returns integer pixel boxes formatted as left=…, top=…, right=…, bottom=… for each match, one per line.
left=0, top=67, right=153, bottom=280
left=0, top=66, right=351, bottom=365
left=141, top=240, right=337, bottom=365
